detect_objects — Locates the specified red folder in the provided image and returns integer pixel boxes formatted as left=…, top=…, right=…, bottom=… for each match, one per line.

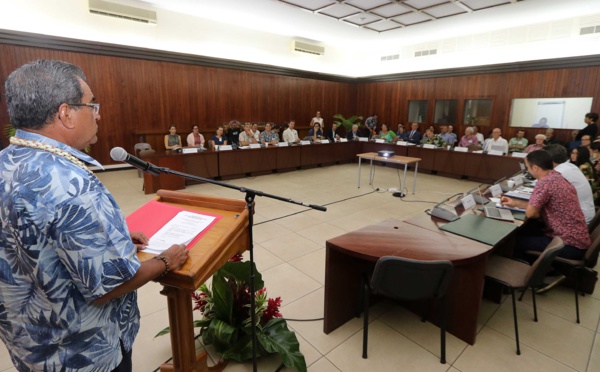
left=126, top=200, right=222, bottom=249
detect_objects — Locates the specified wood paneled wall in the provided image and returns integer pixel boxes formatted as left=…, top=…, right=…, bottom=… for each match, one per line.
left=356, top=68, right=600, bottom=144
left=0, top=44, right=356, bottom=164
left=1, top=37, right=600, bottom=164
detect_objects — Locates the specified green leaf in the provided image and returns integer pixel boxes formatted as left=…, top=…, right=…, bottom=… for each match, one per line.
left=211, top=270, right=234, bottom=324
left=154, top=326, right=171, bottom=338
left=203, top=318, right=239, bottom=353
left=220, top=261, right=264, bottom=291
left=257, top=318, right=307, bottom=372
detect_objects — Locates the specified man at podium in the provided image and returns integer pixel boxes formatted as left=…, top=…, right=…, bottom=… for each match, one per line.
left=0, top=60, right=189, bottom=372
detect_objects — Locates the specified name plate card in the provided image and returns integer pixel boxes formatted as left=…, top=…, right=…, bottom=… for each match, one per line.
left=182, top=148, right=198, bottom=154
left=489, top=184, right=503, bottom=198
left=513, top=176, right=524, bottom=187
left=461, top=194, right=476, bottom=211
left=358, top=137, right=368, bottom=142
left=454, top=146, right=468, bottom=152
left=300, top=140, right=311, bottom=145
left=339, top=138, right=348, bottom=142
left=375, top=139, right=385, bottom=143
left=397, top=141, right=408, bottom=146
left=423, top=144, right=436, bottom=149
left=321, top=139, right=330, bottom=144
left=219, top=145, right=233, bottom=151
left=249, top=144, right=261, bottom=149
left=277, top=142, right=288, bottom=147
left=487, top=150, right=503, bottom=156
left=512, top=152, right=527, bottom=158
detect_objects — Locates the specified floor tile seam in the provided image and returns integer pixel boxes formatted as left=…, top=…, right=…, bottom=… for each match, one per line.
left=583, top=331, right=599, bottom=372
left=479, top=326, right=580, bottom=371
left=317, top=356, right=343, bottom=372
left=375, top=315, right=468, bottom=366
left=280, top=286, right=325, bottom=317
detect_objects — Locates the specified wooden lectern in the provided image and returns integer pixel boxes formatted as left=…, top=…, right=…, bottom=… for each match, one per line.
left=136, top=190, right=250, bottom=372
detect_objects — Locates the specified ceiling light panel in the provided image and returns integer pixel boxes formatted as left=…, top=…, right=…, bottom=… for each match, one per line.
left=280, top=0, right=335, bottom=11
left=345, top=12, right=382, bottom=25
left=366, top=20, right=404, bottom=32
left=393, top=11, right=433, bottom=25
left=460, top=0, right=512, bottom=11
left=370, top=3, right=413, bottom=18
left=320, top=3, right=361, bottom=18
left=345, top=0, right=392, bottom=10
left=403, top=0, right=449, bottom=10
left=424, top=3, right=467, bottom=18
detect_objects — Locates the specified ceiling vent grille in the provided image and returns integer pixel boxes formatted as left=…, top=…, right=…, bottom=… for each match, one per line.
left=415, top=49, right=437, bottom=57
left=580, top=25, right=600, bottom=35
left=380, top=54, right=400, bottom=61
left=89, top=0, right=157, bottom=24
left=292, top=41, right=325, bottom=56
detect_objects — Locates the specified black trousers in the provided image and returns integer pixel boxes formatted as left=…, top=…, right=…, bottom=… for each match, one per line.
left=111, top=340, right=132, bottom=372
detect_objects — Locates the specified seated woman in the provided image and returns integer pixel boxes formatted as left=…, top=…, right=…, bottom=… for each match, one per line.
left=308, top=122, right=323, bottom=142
left=210, top=126, right=228, bottom=148
left=575, top=146, right=599, bottom=203
left=164, top=125, right=182, bottom=150
left=378, top=124, right=396, bottom=143
left=396, top=124, right=406, bottom=141
left=524, top=134, right=546, bottom=153
left=186, top=125, right=205, bottom=148
left=259, top=123, right=279, bottom=145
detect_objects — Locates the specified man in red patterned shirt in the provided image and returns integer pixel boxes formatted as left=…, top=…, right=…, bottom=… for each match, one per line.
left=501, top=150, right=591, bottom=261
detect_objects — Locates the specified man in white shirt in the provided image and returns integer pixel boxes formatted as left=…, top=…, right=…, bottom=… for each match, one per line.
left=473, top=125, right=484, bottom=145
left=239, top=123, right=259, bottom=145
left=483, top=128, right=509, bottom=154
left=544, top=144, right=595, bottom=224
left=283, top=120, right=300, bottom=143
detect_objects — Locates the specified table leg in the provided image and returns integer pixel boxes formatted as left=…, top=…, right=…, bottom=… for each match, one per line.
left=412, top=162, right=419, bottom=194
left=369, top=159, right=374, bottom=186
left=401, top=163, right=408, bottom=194
left=357, top=157, right=362, bottom=188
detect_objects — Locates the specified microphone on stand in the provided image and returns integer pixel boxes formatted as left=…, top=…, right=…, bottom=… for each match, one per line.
left=110, top=147, right=162, bottom=176
left=429, top=192, right=462, bottom=221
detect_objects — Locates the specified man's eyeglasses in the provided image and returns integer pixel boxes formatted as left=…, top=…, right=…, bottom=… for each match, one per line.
left=68, top=102, right=100, bottom=115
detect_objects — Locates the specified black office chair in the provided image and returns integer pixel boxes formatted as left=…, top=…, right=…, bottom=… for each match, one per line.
left=485, top=237, right=564, bottom=355
left=362, top=256, right=454, bottom=364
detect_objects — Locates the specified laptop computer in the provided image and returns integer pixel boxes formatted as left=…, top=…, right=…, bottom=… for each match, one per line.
left=484, top=206, right=515, bottom=222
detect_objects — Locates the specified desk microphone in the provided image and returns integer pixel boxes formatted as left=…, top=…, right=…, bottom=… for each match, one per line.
left=110, top=147, right=162, bottom=176
left=430, top=192, right=462, bottom=221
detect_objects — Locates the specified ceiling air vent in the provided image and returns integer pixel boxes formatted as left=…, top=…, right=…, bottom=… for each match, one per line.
left=89, top=0, right=157, bottom=24
left=580, top=26, right=600, bottom=35
left=292, top=41, right=325, bottom=56
left=415, top=49, right=437, bottom=57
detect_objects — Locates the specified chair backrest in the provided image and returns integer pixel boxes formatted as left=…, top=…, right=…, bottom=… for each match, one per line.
left=134, top=142, right=152, bottom=156
left=588, top=209, right=600, bottom=234
left=138, top=149, right=155, bottom=158
left=585, top=225, right=600, bottom=268
left=370, top=256, right=454, bottom=301
left=524, top=237, right=564, bottom=287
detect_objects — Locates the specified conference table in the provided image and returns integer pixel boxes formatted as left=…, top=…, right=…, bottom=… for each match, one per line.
left=139, top=142, right=523, bottom=194
left=324, top=207, right=519, bottom=345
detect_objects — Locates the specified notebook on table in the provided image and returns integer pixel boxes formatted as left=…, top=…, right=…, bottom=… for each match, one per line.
left=440, top=213, right=518, bottom=246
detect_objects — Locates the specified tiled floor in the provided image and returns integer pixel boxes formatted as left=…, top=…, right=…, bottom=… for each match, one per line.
left=2, top=163, right=600, bottom=371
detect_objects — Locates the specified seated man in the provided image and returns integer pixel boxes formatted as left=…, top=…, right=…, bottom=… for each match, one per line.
left=508, top=130, right=528, bottom=153
left=440, top=125, right=457, bottom=146
left=239, top=123, right=259, bottom=146
left=458, top=127, right=479, bottom=147
left=524, top=134, right=545, bottom=153
left=420, top=128, right=445, bottom=147
left=501, top=150, right=590, bottom=261
left=347, top=124, right=360, bottom=141
left=544, top=145, right=595, bottom=224
left=326, top=123, right=341, bottom=142
left=259, top=123, right=279, bottom=145
left=483, top=128, right=509, bottom=154
left=405, top=122, right=422, bottom=144
left=544, top=128, right=561, bottom=145
left=227, top=120, right=241, bottom=146
left=282, top=120, right=300, bottom=143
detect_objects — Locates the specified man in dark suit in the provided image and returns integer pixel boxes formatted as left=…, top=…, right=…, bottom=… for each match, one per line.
left=406, top=122, right=422, bottom=144
left=347, top=124, right=360, bottom=141
left=326, top=123, right=340, bottom=142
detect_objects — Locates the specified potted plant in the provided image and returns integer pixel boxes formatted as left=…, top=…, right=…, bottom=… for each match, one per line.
left=157, top=255, right=306, bottom=371
left=333, top=114, right=363, bottom=132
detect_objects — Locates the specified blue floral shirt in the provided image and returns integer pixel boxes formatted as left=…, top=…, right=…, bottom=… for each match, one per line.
left=0, top=130, right=141, bottom=371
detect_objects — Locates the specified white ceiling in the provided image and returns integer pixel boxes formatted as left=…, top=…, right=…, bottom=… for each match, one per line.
left=125, top=0, right=598, bottom=48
